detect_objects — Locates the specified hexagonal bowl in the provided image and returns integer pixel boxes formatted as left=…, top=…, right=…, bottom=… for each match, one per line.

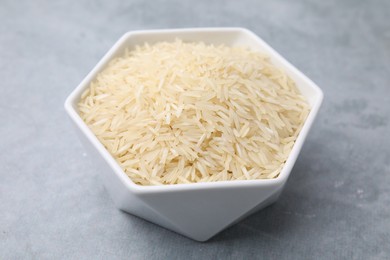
left=64, top=27, right=323, bottom=241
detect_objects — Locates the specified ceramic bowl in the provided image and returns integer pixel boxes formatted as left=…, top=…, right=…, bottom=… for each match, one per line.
left=64, top=28, right=323, bottom=241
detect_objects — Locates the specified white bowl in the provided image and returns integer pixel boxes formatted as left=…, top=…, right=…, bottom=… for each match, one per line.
left=64, top=28, right=323, bottom=241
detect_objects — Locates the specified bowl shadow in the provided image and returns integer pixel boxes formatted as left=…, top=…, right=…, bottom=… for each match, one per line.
left=207, top=146, right=323, bottom=243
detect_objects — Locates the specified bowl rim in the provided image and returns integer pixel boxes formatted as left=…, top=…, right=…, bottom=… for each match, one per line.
left=64, top=27, right=323, bottom=194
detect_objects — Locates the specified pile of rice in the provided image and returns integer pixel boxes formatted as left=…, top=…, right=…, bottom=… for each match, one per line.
left=78, top=40, right=309, bottom=186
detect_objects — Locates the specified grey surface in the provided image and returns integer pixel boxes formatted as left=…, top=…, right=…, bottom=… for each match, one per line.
left=1, top=0, right=390, bottom=259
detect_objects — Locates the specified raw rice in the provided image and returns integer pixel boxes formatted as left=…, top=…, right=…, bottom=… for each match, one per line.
left=78, top=40, right=310, bottom=185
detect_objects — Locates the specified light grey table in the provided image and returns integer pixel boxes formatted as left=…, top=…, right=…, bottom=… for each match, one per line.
left=1, top=0, right=389, bottom=259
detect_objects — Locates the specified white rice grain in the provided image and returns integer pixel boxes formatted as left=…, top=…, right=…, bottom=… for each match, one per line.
left=78, top=40, right=310, bottom=185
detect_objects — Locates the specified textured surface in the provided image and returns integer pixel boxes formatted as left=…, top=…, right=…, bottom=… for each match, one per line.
left=1, top=0, right=389, bottom=259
